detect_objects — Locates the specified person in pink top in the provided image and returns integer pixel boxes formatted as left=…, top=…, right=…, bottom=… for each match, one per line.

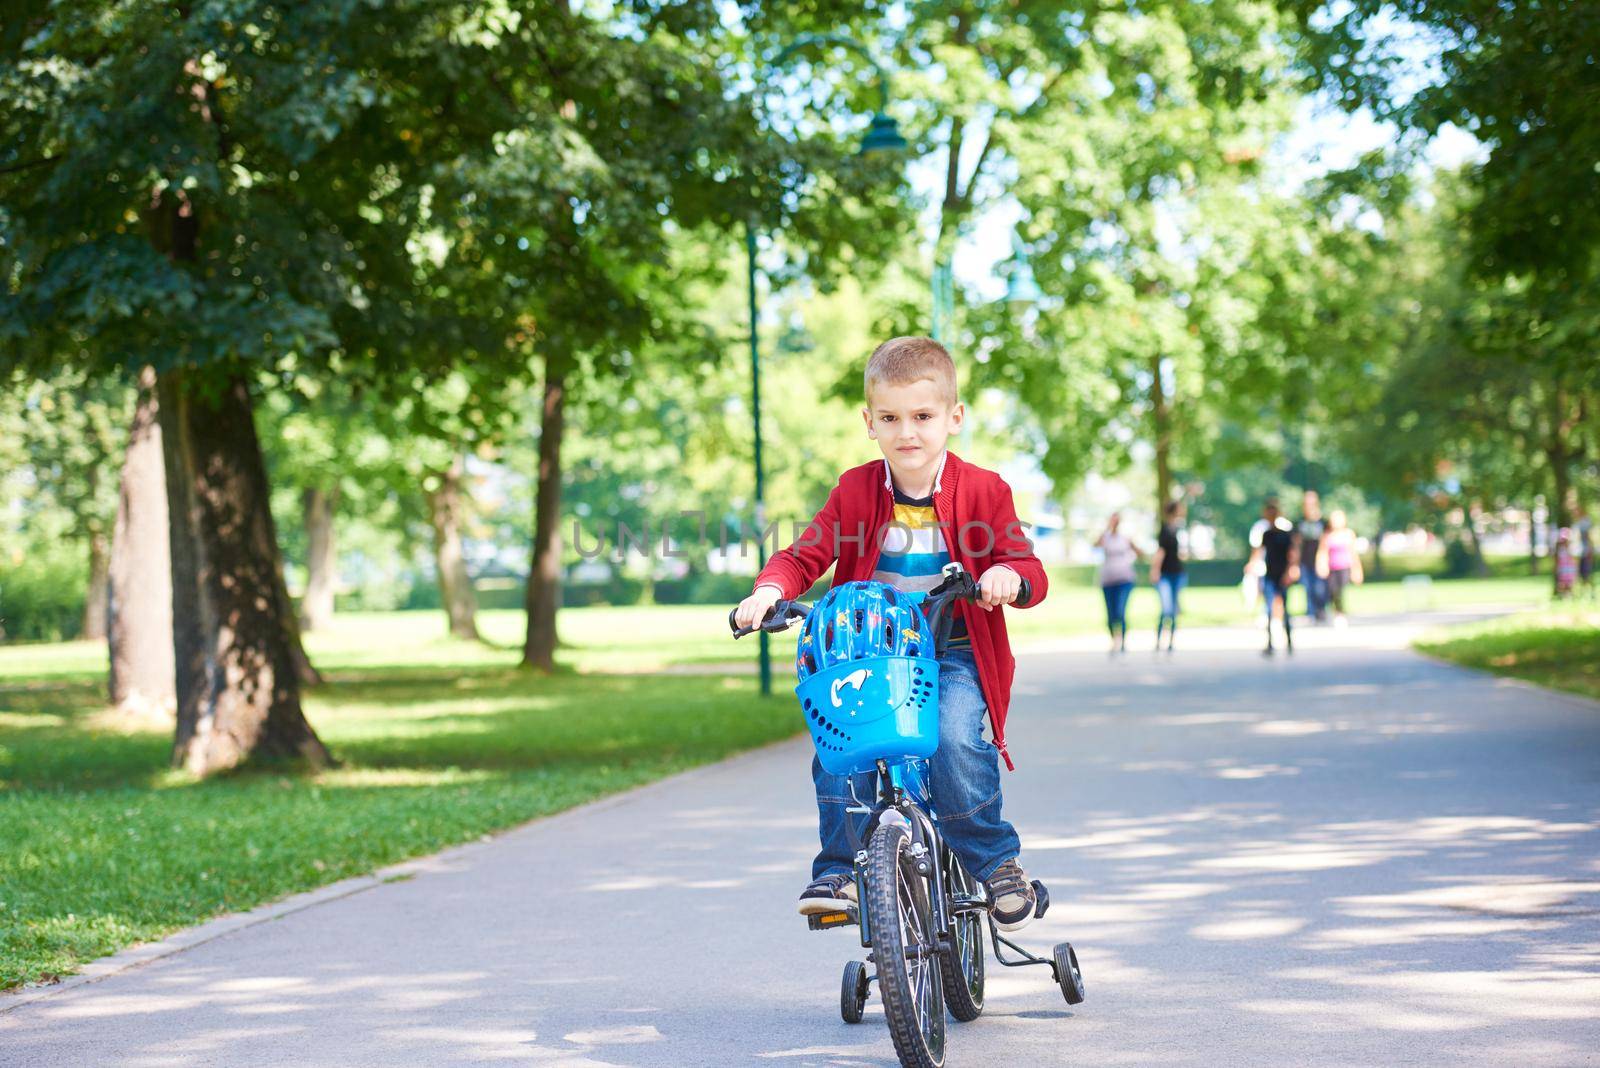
left=1554, top=528, right=1577, bottom=598
left=1316, top=509, right=1364, bottom=627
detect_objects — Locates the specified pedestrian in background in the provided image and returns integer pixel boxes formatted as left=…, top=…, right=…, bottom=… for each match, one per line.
left=1097, top=512, right=1145, bottom=655
left=1151, top=500, right=1186, bottom=655
left=1554, top=528, right=1577, bottom=599
left=1575, top=505, right=1595, bottom=601
left=1317, top=508, right=1364, bottom=627
left=1298, top=490, right=1328, bottom=623
left=1246, top=498, right=1299, bottom=656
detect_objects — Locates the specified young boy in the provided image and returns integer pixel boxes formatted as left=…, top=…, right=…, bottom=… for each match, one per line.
left=733, top=336, right=1049, bottom=931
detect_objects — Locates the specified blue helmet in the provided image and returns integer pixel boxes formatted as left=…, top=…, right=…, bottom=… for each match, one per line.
left=795, top=580, right=934, bottom=682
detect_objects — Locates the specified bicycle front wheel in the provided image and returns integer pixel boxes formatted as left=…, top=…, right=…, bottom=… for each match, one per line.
left=865, top=819, right=946, bottom=1068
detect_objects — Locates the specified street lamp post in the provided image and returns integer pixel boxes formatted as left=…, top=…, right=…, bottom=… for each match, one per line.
left=1001, top=229, right=1045, bottom=305
left=747, top=34, right=905, bottom=696
left=746, top=219, right=774, bottom=697
left=931, top=260, right=955, bottom=341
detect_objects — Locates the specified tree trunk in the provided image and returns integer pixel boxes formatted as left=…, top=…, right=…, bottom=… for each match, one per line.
left=82, top=526, right=110, bottom=641
left=274, top=540, right=324, bottom=687
left=299, top=486, right=338, bottom=632
left=1462, top=502, right=1491, bottom=577
left=522, top=352, right=569, bottom=670
left=426, top=455, right=480, bottom=642
left=1150, top=351, right=1173, bottom=514
left=108, top=369, right=176, bottom=714
left=1370, top=525, right=1386, bottom=581
left=158, top=369, right=331, bottom=775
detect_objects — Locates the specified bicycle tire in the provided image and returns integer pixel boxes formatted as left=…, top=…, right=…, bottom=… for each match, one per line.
left=938, top=849, right=985, bottom=1022
left=865, top=820, right=946, bottom=1068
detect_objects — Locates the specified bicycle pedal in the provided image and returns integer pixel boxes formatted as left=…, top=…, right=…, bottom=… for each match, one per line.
left=1032, top=880, right=1050, bottom=919
left=807, top=909, right=859, bottom=931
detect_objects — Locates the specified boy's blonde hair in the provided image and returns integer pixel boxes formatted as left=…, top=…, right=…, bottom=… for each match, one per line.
left=864, top=336, right=959, bottom=408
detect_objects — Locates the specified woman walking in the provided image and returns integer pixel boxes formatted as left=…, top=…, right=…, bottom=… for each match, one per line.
left=1316, top=509, right=1364, bottom=626
left=1097, top=512, right=1145, bottom=655
left=1151, top=501, right=1186, bottom=654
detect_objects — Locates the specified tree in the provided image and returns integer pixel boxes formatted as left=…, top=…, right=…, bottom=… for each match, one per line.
left=898, top=2, right=1305, bottom=511
left=1285, top=0, right=1600, bottom=546
left=491, top=6, right=910, bottom=670
left=1309, top=168, right=1597, bottom=584
left=0, top=2, right=562, bottom=772
left=1286, top=0, right=1600, bottom=275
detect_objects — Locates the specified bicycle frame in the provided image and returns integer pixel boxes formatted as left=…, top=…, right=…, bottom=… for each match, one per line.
left=846, top=753, right=1059, bottom=981
left=846, top=755, right=958, bottom=955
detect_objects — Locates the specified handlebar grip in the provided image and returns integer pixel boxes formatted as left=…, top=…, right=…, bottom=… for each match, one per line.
left=730, top=599, right=808, bottom=638
left=1016, top=577, right=1033, bottom=608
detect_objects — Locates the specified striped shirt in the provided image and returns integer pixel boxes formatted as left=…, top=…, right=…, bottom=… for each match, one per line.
left=871, top=484, right=968, bottom=649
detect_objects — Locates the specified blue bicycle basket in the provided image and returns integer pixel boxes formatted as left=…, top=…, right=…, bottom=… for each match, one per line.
left=794, top=581, right=941, bottom=775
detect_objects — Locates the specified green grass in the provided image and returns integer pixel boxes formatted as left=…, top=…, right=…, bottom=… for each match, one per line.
left=0, top=613, right=799, bottom=991
left=1415, top=608, right=1600, bottom=702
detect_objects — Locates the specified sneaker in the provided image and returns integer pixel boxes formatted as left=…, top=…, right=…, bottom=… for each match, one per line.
left=985, top=859, right=1037, bottom=932
left=798, top=873, right=858, bottom=916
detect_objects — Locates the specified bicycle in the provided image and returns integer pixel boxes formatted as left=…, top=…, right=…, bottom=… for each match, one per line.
left=730, top=562, right=1086, bottom=1068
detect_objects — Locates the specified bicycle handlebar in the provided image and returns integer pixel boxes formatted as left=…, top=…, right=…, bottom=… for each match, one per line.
left=728, top=598, right=811, bottom=638
left=727, top=566, right=1032, bottom=641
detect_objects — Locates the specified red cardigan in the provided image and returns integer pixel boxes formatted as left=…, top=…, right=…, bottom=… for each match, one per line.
left=754, top=451, right=1047, bottom=770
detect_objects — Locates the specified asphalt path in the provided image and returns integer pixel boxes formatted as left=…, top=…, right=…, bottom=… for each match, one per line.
left=5, top=615, right=1599, bottom=1067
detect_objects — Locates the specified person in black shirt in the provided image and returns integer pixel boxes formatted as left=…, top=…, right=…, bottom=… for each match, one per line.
left=1151, top=500, right=1186, bottom=654
left=1246, top=498, right=1300, bottom=656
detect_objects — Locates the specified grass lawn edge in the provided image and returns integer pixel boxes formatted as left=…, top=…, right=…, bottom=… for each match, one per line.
left=0, top=728, right=806, bottom=1010
left=1408, top=644, right=1600, bottom=709
left=1410, top=609, right=1600, bottom=707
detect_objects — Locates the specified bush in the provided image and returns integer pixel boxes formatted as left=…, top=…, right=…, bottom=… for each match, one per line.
left=1443, top=538, right=1480, bottom=578
left=1049, top=559, right=1253, bottom=589
left=396, top=580, right=442, bottom=611
left=653, top=571, right=757, bottom=605
left=0, top=549, right=86, bottom=643
left=562, top=576, right=645, bottom=607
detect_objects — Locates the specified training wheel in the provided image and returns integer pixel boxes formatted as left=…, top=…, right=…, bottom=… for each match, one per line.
left=841, top=960, right=870, bottom=1023
left=1053, top=942, right=1085, bottom=1005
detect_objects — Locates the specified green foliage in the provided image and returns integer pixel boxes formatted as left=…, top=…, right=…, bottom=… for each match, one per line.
left=0, top=371, right=131, bottom=640
left=1287, top=0, right=1600, bottom=274
left=0, top=371, right=128, bottom=550
left=0, top=545, right=85, bottom=643
left=869, top=1, right=1313, bottom=497
left=1318, top=171, right=1596, bottom=529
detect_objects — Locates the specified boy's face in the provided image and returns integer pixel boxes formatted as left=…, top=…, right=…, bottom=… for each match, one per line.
left=862, top=378, right=963, bottom=486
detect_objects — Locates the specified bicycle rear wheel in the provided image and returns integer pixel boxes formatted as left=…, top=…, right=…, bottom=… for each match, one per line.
left=865, top=820, right=946, bottom=1068
left=938, top=847, right=985, bottom=1022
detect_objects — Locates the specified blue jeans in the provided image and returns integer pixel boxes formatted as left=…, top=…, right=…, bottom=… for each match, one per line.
left=1301, top=569, right=1325, bottom=620
left=1156, top=573, right=1186, bottom=622
left=1102, top=581, right=1134, bottom=638
left=811, top=649, right=1020, bottom=883
left=1261, top=577, right=1293, bottom=635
